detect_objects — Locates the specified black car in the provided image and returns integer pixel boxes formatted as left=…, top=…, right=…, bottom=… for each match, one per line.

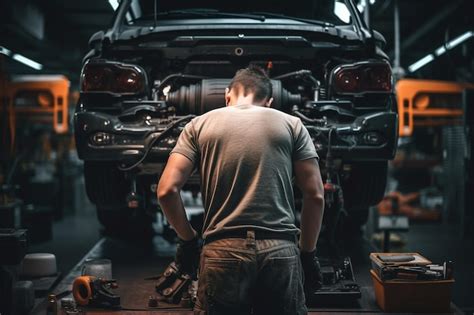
left=74, top=0, right=397, bottom=235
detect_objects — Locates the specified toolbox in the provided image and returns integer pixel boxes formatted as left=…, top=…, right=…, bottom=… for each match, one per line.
left=370, top=269, right=454, bottom=313
left=0, top=201, right=22, bottom=229
left=0, top=229, right=28, bottom=265
left=370, top=252, right=431, bottom=280
left=306, top=257, right=361, bottom=306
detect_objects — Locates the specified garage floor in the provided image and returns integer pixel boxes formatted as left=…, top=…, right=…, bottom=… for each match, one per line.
left=27, top=189, right=473, bottom=314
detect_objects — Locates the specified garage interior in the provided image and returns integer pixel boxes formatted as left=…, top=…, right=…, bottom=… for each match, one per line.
left=0, top=0, right=473, bottom=314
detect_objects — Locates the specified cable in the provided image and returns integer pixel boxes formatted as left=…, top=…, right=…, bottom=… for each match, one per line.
left=292, top=110, right=326, bottom=125
left=118, top=115, right=195, bottom=171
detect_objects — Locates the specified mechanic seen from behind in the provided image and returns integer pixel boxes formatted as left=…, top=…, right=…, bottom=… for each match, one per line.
left=157, top=65, right=325, bottom=315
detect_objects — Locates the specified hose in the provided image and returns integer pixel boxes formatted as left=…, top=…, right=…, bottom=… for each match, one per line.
left=156, top=73, right=209, bottom=93
left=292, top=109, right=326, bottom=125
left=118, top=115, right=196, bottom=171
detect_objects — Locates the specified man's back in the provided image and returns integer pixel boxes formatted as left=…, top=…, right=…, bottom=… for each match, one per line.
left=158, top=65, right=324, bottom=315
left=172, top=104, right=317, bottom=239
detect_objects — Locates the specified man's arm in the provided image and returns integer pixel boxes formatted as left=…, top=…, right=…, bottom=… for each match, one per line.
left=294, top=158, right=325, bottom=252
left=157, top=153, right=198, bottom=241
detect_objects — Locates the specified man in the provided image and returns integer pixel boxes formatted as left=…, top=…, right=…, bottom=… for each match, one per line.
left=158, top=65, right=324, bottom=315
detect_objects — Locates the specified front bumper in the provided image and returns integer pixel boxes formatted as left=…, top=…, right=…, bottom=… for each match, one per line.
left=308, top=111, right=398, bottom=161
left=74, top=109, right=398, bottom=163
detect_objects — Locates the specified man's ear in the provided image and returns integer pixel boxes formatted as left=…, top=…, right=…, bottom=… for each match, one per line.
left=265, top=97, right=274, bottom=107
left=225, top=87, right=231, bottom=106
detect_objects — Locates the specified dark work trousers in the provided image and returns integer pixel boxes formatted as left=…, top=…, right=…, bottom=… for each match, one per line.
left=194, top=231, right=307, bottom=315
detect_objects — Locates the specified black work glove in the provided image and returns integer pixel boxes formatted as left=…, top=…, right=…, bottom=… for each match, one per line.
left=300, top=249, right=323, bottom=294
left=175, top=235, right=202, bottom=279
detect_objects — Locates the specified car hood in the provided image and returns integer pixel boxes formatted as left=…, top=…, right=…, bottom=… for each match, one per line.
left=110, top=18, right=364, bottom=43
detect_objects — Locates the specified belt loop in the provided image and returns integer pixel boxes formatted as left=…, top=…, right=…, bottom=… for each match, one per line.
left=246, top=230, right=256, bottom=248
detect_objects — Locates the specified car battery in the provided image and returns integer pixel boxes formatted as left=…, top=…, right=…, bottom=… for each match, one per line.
left=0, top=229, right=28, bottom=265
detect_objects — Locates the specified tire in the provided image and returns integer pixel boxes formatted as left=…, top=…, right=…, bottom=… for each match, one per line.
left=97, top=207, right=154, bottom=238
left=342, top=161, right=388, bottom=210
left=342, top=207, right=369, bottom=238
left=84, top=161, right=154, bottom=237
left=83, top=161, right=128, bottom=207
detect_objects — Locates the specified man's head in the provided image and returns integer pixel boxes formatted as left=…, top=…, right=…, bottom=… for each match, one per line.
left=225, top=65, right=273, bottom=107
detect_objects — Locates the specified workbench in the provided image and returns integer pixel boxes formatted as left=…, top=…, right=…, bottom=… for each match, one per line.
left=31, top=236, right=462, bottom=315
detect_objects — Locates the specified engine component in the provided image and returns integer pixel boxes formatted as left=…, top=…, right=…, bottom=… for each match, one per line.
left=167, top=79, right=302, bottom=114
left=154, top=261, right=194, bottom=305
left=72, top=276, right=120, bottom=308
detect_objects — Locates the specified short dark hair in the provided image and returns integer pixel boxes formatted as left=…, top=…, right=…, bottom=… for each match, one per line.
left=228, top=65, right=272, bottom=103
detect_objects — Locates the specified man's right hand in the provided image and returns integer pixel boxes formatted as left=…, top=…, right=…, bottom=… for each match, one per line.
left=300, top=249, right=323, bottom=294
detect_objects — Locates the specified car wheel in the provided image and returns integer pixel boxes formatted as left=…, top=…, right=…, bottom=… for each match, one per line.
left=83, top=161, right=129, bottom=206
left=342, top=161, right=388, bottom=210
left=97, top=207, right=154, bottom=238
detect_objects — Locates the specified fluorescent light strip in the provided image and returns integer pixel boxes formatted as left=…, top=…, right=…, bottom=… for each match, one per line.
left=0, top=45, right=12, bottom=56
left=12, top=53, right=43, bottom=70
left=434, top=46, right=447, bottom=56
left=446, top=31, right=473, bottom=49
left=109, top=0, right=119, bottom=11
left=408, top=54, right=434, bottom=73
left=409, top=30, right=474, bottom=72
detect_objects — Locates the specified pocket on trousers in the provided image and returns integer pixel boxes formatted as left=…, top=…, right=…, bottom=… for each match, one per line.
left=203, top=257, right=241, bottom=306
left=269, top=255, right=299, bottom=266
left=267, top=255, right=305, bottom=314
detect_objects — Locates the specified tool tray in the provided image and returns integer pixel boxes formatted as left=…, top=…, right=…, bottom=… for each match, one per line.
left=306, top=257, right=361, bottom=306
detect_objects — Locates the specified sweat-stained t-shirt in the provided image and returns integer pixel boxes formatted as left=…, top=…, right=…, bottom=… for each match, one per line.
left=170, top=104, right=319, bottom=239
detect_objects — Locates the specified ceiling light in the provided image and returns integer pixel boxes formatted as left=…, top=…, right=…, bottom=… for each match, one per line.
left=0, top=45, right=12, bottom=56
left=408, top=30, right=473, bottom=73
left=408, top=54, right=434, bottom=73
left=108, top=0, right=119, bottom=11
left=445, top=31, right=473, bottom=49
left=434, top=46, right=446, bottom=56
left=334, top=2, right=351, bottom=23
left=12, top=53, right=43, bottom=70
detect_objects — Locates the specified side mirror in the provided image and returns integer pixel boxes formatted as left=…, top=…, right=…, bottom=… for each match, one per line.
left=88, top=31, right=105, bottom=49
left=372, top=30, right=386, bottom=49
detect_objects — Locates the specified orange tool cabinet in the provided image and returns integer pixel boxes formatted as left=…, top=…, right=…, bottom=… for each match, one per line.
left=396, top=79, right=474, bottom=137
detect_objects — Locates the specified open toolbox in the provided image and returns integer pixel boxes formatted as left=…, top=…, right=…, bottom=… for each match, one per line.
left=306, top=257, right=361, bottom=306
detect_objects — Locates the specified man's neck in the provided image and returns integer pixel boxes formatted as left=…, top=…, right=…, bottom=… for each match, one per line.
left=228, top=94, right=259, bottom=107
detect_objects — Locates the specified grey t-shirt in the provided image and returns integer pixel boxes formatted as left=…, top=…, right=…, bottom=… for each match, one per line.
left=170, top=104, right=319, bottom=239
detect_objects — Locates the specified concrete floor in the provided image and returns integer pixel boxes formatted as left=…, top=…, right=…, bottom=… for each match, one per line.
left=27, top=182, right=474, bottom=313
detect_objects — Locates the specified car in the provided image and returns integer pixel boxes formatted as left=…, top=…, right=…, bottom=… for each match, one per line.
left=74, top=0, right=398, bottom=236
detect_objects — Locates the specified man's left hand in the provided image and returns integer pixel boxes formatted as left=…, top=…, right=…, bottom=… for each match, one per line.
left=175, top=234, right=202, bottom=278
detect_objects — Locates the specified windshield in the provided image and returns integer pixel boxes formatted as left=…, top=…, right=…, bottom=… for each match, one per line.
left=127, top=0, right=355, bottom=26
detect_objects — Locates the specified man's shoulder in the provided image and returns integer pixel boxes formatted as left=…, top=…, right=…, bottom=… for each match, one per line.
left=264, top=107, right=301, bottom=125
left=190, top=106, right=301, bottom=126
left=191, top=107, right=228, bottom=123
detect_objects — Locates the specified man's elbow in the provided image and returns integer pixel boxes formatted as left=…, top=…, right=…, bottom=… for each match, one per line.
left=310, top=193, right=325, bottom=207
left=157, top=183, right=179, bottom=202
left=304, top=191, right=325, bottom=209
